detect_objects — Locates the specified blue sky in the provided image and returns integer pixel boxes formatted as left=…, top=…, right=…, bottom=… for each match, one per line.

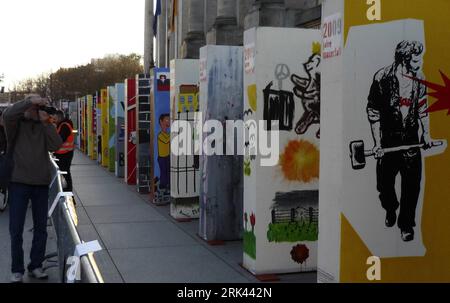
left=0, top=0, right=145, bottom=91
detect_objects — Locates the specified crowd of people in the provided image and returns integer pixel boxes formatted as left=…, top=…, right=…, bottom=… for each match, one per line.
left=0, top=94, right=75, bottom=283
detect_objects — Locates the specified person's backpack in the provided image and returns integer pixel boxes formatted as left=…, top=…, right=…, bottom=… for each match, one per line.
left=0, top=123, right=19, bottom=190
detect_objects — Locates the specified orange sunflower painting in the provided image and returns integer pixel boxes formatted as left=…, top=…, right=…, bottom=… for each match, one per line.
left=279, top=140, right=319, bottom=183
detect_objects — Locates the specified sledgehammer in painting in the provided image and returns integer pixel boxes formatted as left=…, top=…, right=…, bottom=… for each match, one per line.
left=349, top=140, right=445, bottom=170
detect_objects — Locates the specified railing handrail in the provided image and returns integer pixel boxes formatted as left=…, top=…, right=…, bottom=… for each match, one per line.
left=49, top=156, right=104, bottom=283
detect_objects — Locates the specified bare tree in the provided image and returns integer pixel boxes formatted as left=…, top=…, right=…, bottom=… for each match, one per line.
left=10, top=53, right=143, bottom=102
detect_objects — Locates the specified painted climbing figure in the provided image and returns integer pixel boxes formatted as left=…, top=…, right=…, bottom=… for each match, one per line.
left=291, top=42, right=321, bottom=139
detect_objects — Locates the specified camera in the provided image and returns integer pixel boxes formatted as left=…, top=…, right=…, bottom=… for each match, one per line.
left=38, top=106, right=57, bottom=115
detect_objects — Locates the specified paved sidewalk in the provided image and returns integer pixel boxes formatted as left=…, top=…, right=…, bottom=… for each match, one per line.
left=70, top=151, right=318, bottom=283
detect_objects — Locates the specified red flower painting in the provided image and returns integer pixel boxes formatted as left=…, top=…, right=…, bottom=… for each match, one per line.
left=290, top=244, right=310, bottom=265
left=250, top=213, right=256, bottom=233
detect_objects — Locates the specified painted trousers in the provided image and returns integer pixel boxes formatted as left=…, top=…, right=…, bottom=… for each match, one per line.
left=376, top=150, right=422, bottom=230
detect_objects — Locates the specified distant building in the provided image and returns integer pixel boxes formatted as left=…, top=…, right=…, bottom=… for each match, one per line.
left=154, top=0, right=323, bottom=66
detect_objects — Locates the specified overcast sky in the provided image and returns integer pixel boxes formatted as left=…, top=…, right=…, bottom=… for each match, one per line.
left=0, top=0, right=145, bottom=91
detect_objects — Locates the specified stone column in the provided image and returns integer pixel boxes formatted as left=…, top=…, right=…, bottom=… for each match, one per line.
left=179, top=0, right=190, bottom=56
left=237, top=0, right=253, bottom=29
left=244, top=0, right=287, bottom=30
left=144, top=0, right=155, bottom=73
left=217, top=0, right=236, bottom=22
left=181, top=0, right=206, bottom=59
left=156, top=0, right=168, bottom=67
left=207, top=0, right=246, bottom=45
left=204, top=0, right=218, bottom=34
left=167, top=0, right=176, bottom=62
left=293, top=0, right=323, bottom=28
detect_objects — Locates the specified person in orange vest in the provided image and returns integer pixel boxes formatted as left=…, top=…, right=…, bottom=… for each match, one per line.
left=54, top=110, right=75, bottom=192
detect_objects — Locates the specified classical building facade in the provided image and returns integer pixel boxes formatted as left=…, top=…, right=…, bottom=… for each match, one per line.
left=155, top=0, right=323, bottom=67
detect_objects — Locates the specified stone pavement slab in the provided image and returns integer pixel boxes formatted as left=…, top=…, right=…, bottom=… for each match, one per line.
left=71, top=151, right=317, bottom=284
left=95, top=222, right=199, bottom=250
left=75, top=185, right=143, bottom=207
left=109, top=246, right=251, bottom=283
left=83, top=205, right=166, bottom=224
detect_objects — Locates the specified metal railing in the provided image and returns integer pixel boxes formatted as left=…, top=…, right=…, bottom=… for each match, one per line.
left=48, top=156, right=104, bottom=283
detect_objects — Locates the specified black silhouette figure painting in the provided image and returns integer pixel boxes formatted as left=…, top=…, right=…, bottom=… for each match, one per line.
left=366, top=40, right=431, bottom=243
left=291, top=51, right=321, bottom=138
left=263, top=82, right=295, bottom=131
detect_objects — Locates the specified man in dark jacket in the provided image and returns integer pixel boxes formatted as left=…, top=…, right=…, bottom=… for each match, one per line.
left=0, top=110, right=7, bottom=211
left=0, top=110, right=6, bottom=154
left=2, top=95, right=62, bottom=283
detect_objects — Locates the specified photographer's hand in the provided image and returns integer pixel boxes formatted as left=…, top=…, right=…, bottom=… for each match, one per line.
left=39, top=110, right=51, bottom=124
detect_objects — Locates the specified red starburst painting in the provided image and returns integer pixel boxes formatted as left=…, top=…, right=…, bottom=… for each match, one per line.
left=408, top=71, right=450, bottom=115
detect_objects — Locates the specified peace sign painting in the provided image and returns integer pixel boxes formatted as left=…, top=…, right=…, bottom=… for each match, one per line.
left=243, top=27, right=321, bottom=276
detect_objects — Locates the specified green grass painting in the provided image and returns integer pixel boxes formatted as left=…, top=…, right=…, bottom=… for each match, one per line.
left=267, top=220, right=318, bottom=243
left=243, top=231, right=256, bottom=260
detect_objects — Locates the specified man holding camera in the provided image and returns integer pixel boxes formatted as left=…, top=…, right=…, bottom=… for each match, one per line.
left=2, top=95, right=62, bottom=283
left=0, top=110, right=6, bottom=154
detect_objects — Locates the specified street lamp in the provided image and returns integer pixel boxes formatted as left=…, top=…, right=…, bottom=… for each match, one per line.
left=0, top=73, right=4, bottom=94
